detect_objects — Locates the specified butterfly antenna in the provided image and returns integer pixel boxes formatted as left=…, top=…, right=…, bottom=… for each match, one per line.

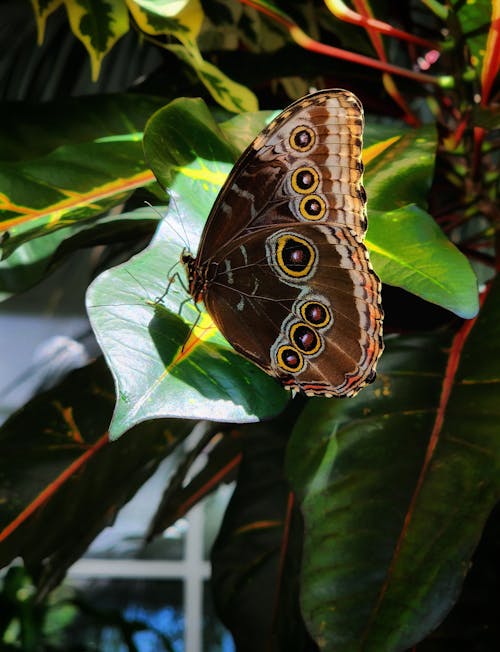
left=124, top=268, right=152, bottom=300
left=168, top=191, right=193, bottom=253
left=144, top=199, right=192, bottom=253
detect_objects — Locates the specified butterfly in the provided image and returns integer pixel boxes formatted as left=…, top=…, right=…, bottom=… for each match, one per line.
left=182, top=89, right=383, bottom=397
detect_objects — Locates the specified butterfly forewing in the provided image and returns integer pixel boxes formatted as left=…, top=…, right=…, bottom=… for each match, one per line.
left=188, top=89, right=383, bottom=397
left=197, top=89, right=367, bottom=259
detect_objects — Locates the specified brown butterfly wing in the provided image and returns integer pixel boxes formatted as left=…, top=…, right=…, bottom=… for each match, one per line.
left=192, top=89, right=383, bottom=397
left=196, top=89, right=367, bottom=259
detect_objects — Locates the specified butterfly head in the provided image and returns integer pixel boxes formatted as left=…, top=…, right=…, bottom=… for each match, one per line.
left=180, top=250, right=197, bottom=300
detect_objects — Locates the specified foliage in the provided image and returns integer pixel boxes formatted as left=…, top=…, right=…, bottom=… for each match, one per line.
left=0, top=0, right=499, bottom=650
left=0, top=565, right=177, bottom=651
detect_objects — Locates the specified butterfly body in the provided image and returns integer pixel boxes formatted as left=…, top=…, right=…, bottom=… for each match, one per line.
left=183, top=89, right=383, bottom=397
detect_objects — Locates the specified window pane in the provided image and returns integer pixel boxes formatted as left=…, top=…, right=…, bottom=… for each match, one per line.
left=66, top=578, right=183, bottom=652
left=86, top=459, right=186, bottom=561
left=202, top=483, right=234, bottom=561
left=203, top=581, right=235, bottom=652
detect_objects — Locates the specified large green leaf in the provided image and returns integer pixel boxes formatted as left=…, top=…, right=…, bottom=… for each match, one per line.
left=364, top=124, right=436, bottom=212
left=286, top=278, right=500, bottom=651
left=63, top=0, right=129, bottom=81
left=367, top=204, right=478, bottom=319
left=142, top=96, right=247, bottom=190
left=0, top=94, right=165, bottom=162
left=0, top=208, right=159, bottom=301
left=86, top=201, right=289, bottom=439
left=363, top=124, right=478, bottom=317
left=86, top=98, right=287, bottom=438
left=0, top=94, right=167, bottom=257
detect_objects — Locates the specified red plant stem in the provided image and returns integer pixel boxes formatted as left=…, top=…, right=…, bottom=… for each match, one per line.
left=239, top=0, right=294, bottom=28
left=271, top=491, right=296, bottom=634
left=240, top=0, right=444, bottom=86
left=296, top=31, right=442, bottom=85
left=352, top=0, right=387, bottom=62
left=472, top=126, right=485, bottom=181
left=451, top=117, right=469, bottom=150
left=481, top=1, right=500, bottom=105
left=173, top=452, right=243, bottom=520
left=325, top=0, right=438, bottom=50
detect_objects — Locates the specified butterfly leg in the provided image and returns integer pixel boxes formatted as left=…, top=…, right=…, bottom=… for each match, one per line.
left=180, top=301, right=203, bottom=352
left=154, top=266, right=190, bottom=305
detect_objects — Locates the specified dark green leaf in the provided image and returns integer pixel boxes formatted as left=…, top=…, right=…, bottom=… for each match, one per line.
left=211, top=424, right=314, bottom=652
left=453, top=0, right=492, bottom=82
left=0, top=94, right=167, bottom=257
left=0, top=358, right=193, bottom=595
left=0, top=208, right=159, bottom=301
left=0, top=94, right=166, bottom=163
left=286, top=277, right=500, bottom=651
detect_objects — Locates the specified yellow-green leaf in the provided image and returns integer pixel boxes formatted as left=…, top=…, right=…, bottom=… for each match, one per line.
left=167, top=41, right=258, bottom=113
left=0, top=94, right=166, bottom=256
left=126, top=0, right=203, bottom=41
left=63, top=0, right=129, bottom=81
left=30, top=0, right=64, bottom=43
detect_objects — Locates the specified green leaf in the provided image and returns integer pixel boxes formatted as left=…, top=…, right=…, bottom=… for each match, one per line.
left=364, top=124, right=437, bottom=211
left=363, top=124, right=478, bottom=318
left=143, top=96, right=271, bottom=230
left=454, top=0, right=493, bottom=83
left=91, top=98, right=288, bottom=440
left=414, top=503, right=500, bottom=649
left=129, top=0, right=258, bottom=113
left=219, top=109, right=277, bottom=153
left=0, top=94, right=167, bottom=257
left=88, top=99, right=287, bottom=439
left=0, top=140, right=148, bottom=256
left=0, top=208, right=159, bottom=301
left=30, top=0, right=64, bottom=44
left=367, top=204, right=479, bottom=318
left=86, top=201, right=289, bottom=440
left=143, top=96, right=240, bottom=191
left=166, top=42, right=259, bottom=113
left=128, top=0, right=203, bottom=40
left=286, top=276, right=500, bottom=651
left=0, top=94, right=166, bottom=162
left=63, top=0, right=129, bottom=81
